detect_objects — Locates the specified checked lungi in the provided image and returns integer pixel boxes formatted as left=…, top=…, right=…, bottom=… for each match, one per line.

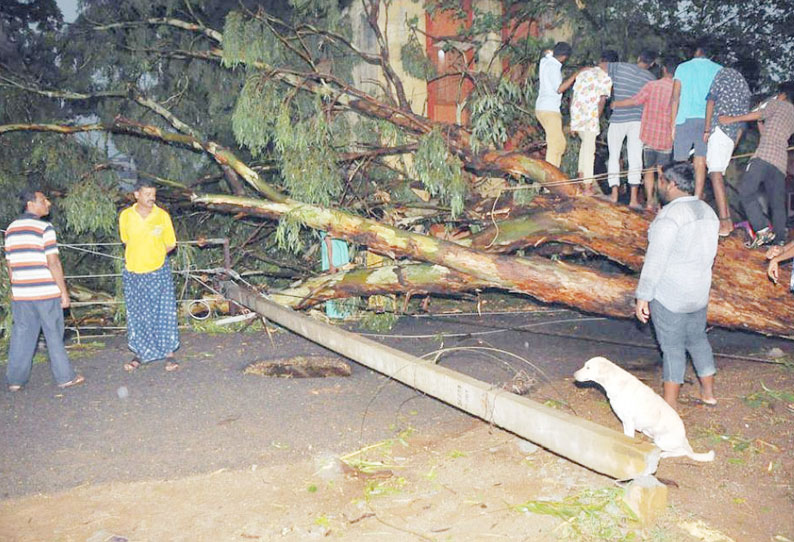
left=122, top=259, right=180, bottom=363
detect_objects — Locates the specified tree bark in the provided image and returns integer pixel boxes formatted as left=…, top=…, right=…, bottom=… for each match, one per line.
left=192, top=192, right=794, bottom=338
left=270, top=264, right=492, bottom=309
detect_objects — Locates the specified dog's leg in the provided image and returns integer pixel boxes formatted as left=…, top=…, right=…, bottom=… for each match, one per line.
left=621, top=421, right=635, bottom=438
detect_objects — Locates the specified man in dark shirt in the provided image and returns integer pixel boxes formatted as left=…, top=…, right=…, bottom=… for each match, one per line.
left=703, top=66, right=751, bottom=236
left=721, top=81, right=794, bottom=248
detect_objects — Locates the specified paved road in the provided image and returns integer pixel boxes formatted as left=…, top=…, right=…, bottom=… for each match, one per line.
left=0, top=308, right=787, bottom=498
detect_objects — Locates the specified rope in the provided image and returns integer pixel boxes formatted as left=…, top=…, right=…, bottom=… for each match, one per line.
left=502, top=143, right=794, bottom=191
left=366, top=311, right=788, bottom=366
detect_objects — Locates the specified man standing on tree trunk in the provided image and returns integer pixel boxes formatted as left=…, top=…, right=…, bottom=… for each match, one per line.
left=606, top=50, right=656, bottom=208
left=703, top=65, right=751, bottom=237
left=635, top=162, right=718, bottom=409
left=119, top=180, right=180, bottom=372
left=535, top=42, right=581, bottom=168
left=4, top=188, right=84, bottom=391
left=720, top=81, right=794, bottom=249
left=670, top=40, right=722, bottom=203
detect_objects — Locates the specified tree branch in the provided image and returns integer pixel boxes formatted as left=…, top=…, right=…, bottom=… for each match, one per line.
left=0, top=119, right=285, bottom=201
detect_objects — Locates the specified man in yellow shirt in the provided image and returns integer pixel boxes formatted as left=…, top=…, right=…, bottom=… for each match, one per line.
left=119, top=180, right=180, bottom=371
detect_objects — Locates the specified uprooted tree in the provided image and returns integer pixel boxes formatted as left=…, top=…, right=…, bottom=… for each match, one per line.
left=1, top=0, right=792, bottom=337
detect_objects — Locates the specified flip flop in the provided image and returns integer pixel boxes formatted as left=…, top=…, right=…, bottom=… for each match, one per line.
left=165, top=360, right=180, bottom=372
left=57, top=374, right=85, bottom=389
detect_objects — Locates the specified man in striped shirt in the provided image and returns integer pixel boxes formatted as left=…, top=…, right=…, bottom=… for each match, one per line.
left=4, top=188, right=84, bottom=391
left=612, top=56, right=677, bottom=210
left=606, top=50, right=657, bottom=209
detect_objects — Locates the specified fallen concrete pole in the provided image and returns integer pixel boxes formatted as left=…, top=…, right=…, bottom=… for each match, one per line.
left=222, top=281, right=660, bottom=479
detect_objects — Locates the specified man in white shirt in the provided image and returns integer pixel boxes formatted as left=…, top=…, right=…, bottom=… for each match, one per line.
left=635, top=162, right=718, bottom=409
left=535, top=42, right=580, bottom=167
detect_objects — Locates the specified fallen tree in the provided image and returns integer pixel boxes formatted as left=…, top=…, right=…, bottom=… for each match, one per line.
left=1, top=2, right=791, bottom=339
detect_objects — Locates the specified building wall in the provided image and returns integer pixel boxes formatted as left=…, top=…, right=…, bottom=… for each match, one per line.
left=349, top=1, right=572, bottom=126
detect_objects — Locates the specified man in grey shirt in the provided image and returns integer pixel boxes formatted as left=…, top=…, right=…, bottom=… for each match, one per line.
left=635, top=162, right=718, bottom=409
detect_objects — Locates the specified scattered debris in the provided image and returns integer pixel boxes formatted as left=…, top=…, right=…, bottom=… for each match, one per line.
left=501, top=369, right=536, bottom=395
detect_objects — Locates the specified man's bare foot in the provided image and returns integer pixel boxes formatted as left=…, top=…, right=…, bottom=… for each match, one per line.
left=582, top=184, right=596, bottom=196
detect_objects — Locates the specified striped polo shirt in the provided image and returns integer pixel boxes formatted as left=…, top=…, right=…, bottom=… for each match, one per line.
left=607, top=62, right=656, bottom=124
left=4, top=213, right=62, bottom=301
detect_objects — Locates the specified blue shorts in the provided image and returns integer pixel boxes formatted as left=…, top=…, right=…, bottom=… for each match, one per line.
left=650, top=300, right=716, bottom=384
left=673, top=118, right=707, bottom=160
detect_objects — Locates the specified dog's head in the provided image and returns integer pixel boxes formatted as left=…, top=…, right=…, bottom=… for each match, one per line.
left=573, top=356, right=614, bottom=384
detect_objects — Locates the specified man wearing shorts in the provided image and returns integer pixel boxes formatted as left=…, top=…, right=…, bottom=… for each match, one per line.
left=720, top=82, right=794, bottom=248
left=606, top=50, right=656, bottom=208
left=670, top=41, right=722, bottom=199
left=612, top=56, right=677, bottom=210
left=703, top=66, right=751, bottom=236
left=635, top=162, right=719, bottom=409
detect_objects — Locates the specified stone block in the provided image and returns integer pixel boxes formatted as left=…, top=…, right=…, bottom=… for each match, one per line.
left=622, top=475, right=668, bottom=524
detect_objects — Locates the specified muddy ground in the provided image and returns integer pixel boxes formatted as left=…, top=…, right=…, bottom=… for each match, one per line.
left=0, top=301, right=792, bottom=541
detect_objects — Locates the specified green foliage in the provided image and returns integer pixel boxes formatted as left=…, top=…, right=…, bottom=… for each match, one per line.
left=222, top=11, right=278, bottom=69
left=232, top=76, right=282, bottom=157
left=273, top=104, right=342, bottom=206
left=743, top=382, right=794, bottom=408
left=514, top=487, right=640, bottom=541
left=289, top=0, right=343, bottom=32
left=400, top=34, right=437, bottom=81
left=359, top=308, right=398, bottom=333
left=413, top=129, right=466, bottom=218
left=61, top=179, right=119, bottom=235
left=468, top=78, right=524, bottom=153
left=0, top=258, right=11, bottom=343
left=275, top=207, right=310, bottom=253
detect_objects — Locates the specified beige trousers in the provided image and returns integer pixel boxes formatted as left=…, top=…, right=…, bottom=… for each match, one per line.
left=576, top=130, right=597, bottom=184
left=536, top=110, right=566, bottom=167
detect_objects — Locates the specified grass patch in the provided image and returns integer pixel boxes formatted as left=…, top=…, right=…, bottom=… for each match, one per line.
left=513, top=487, right=640, bottom=541
left=743, top=382, right=794, bottom=408
left=188, top=317, right=268, bottom=334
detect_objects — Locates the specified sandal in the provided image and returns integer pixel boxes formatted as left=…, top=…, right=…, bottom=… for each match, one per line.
left=164, top=358, right=180, bottom=372
left=123, top=358, right=142, bottom=372
left=57, top=374, right=85, bottom=389
left=745, top=227, right=775, bottom=249
left=718, top=217, right=733, bottom=238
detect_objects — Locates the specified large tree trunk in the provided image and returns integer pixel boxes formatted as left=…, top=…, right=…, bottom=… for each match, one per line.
left=193, top=193, right=794, bottom=338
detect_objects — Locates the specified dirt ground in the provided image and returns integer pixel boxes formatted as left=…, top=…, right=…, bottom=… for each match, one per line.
left=0, top=303, right=793, bottom=542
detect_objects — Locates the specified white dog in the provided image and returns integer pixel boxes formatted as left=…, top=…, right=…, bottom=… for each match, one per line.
left=574, top=356, right=714, bottom=462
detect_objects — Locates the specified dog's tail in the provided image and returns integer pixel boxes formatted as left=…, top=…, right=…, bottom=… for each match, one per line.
left=687, top=449, right=715, bottom=462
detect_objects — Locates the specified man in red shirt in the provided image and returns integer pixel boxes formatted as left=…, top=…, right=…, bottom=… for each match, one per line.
left=613, top=57, right=676, bottom=211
